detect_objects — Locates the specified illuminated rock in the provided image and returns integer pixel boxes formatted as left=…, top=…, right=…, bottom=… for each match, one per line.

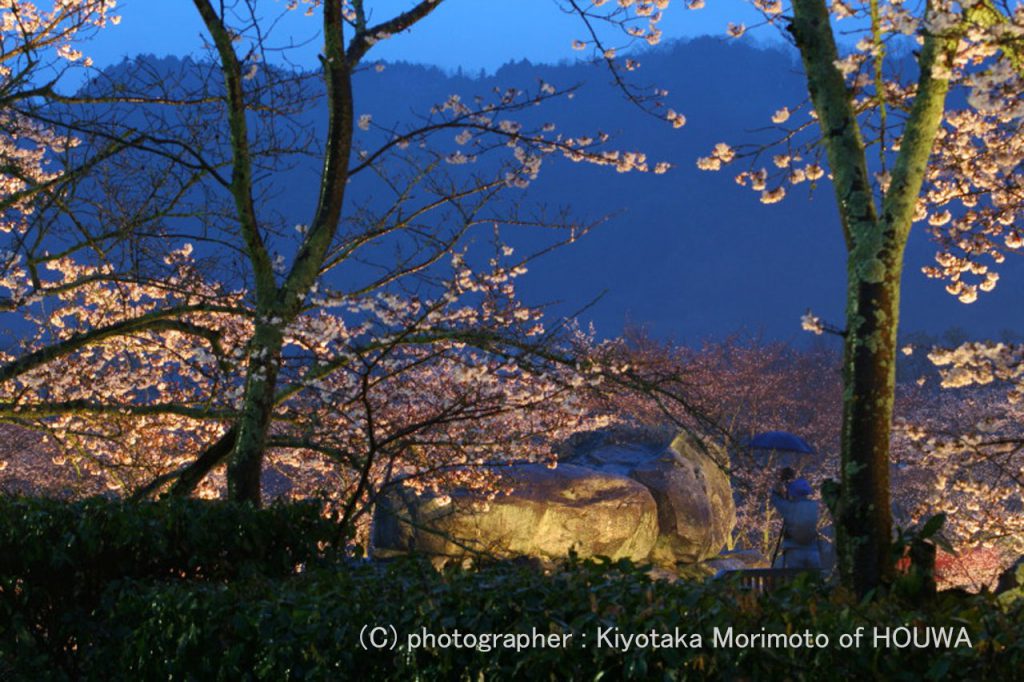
left=371, top=463, right=658, bottom=564
left=565, top=430, right=736, bottom=565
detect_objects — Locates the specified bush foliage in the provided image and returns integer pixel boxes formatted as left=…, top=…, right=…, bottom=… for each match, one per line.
left=0, top=495, right=335, bottom=677
left=1, top=497, right=1021, bottom=680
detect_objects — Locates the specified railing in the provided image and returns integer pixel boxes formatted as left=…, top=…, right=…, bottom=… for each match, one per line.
left=716, top=568, right=817, bottom=593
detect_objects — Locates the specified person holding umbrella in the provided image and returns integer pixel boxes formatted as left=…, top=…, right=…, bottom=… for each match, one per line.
left=770, top=470, right=822, bottom=569
left=746, top=431, right=824, bottom=570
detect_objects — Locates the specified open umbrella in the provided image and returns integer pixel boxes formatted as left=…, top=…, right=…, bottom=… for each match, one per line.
left=747, top=431, right=817, bottom=568
left=747, top=431, right=815, bottom=455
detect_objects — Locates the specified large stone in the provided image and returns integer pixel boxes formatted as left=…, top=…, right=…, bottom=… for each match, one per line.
left=371, top=463, right=659, bottom=564
left=565, top=430, right=735, bottom=565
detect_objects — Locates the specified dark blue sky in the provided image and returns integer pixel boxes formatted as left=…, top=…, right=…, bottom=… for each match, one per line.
left=86, top=0, right=771, bottom=73
left=69, top=2, right=1021, bottom=342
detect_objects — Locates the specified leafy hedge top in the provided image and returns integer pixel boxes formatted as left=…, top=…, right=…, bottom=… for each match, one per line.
left=91, top=557, right=1024, bottom=681
left=2, top=497, right=1022, bottom=681
left=0, top=495, right=334, bottom=610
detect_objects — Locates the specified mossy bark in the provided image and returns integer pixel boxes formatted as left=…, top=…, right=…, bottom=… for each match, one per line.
left=227, top=322, right=285, bottom=503
left=836, top=240, right=903, bottom=593
left=790, top=0, right=958, bottom=594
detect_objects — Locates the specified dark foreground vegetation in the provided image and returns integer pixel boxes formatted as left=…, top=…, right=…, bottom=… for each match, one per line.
left=1, top=497, right=1022, bottom=681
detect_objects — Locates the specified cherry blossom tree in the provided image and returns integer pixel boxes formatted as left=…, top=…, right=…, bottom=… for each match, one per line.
left=1, top=0, right=691, bottom=521
left=888, top=341, right=1024, bottom=584
left=0, top=0, right=128, bottom=479
left=152, top=0, right=684, bottom=505
left=695, top=0, right=1024, bottom=593
left=0, top=0, right=120, bottom=234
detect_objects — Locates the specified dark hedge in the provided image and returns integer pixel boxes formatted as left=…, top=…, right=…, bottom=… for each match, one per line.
left=1, top=497, right=1021, bottom=681
left=0, top=495, right=335, bottom=678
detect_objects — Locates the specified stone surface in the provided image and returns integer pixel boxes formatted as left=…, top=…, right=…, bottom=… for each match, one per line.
left=371, top=463, right=659, bottom=563
left=372, top=428, right=737, bottom=569
left=564, top=430, right=736, bottom=565
left=718, top=548, right=768, bottom=569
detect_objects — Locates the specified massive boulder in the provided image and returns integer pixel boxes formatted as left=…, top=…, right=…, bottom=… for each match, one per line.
left=564, top=430, right=735, bottom=565
left=371, top=429, right=736, bottom=568
left=372, top=463, right=659, bottom=564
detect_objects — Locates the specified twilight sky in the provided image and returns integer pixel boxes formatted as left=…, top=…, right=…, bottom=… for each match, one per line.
left=85, top=0, right=773, bottom=73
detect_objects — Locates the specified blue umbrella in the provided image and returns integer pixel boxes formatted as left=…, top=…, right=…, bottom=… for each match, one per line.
left=747, top=431, right=815, bottom=455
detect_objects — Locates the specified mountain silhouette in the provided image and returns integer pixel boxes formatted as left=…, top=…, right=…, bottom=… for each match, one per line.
left=83, top=39, right=1024, bottom=344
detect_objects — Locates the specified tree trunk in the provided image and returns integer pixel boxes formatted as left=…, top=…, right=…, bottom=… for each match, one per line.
left=227, top=321, right=284, bottom=504
left=787, top=0, right=957, bottom=595
left=835, top=232, right=905, bottom=593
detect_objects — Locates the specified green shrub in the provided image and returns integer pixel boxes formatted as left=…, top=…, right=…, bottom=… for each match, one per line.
left=0, top=495, right=335, bottom=678
left=83, top=558, right=1024, bottom=681
left=2, top=497, right=1021, bottom=680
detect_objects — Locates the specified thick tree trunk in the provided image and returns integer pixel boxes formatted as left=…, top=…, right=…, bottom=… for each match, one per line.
left=835, top=235, right=905, bottom=593
left=226, top=322, right=284, bottom=504
left=788, top=0, right=956, bottom=595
